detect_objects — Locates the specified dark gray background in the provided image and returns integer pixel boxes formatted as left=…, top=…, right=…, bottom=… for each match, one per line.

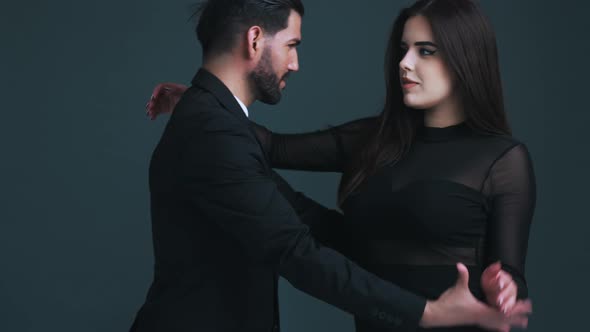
left=1, top=0, right=588, bottom=331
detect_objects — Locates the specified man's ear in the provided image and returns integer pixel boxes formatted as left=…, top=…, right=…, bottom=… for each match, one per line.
left=246, top=26, right=265, bottom=59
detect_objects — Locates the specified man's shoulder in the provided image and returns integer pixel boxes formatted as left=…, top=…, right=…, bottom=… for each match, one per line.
left=171, top=86, right=247, bottom=135
left=176, top=86, right=226, bottom=117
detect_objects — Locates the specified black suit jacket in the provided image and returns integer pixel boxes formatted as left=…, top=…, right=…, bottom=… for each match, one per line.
left=130, top=69, right=426, bottom=332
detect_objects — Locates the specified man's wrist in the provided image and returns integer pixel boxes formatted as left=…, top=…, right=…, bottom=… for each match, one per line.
left=420, top=300, right=437, bottom=328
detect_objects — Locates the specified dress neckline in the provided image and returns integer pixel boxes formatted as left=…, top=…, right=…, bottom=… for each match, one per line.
left=417, top=122, right=471, bottom=142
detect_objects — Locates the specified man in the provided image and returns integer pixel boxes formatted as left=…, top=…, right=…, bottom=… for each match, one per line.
left=131, top=1, right=531, bottom=331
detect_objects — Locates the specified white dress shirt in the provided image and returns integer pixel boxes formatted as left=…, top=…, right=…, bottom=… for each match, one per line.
left=233, top=95, right=249, bottom=118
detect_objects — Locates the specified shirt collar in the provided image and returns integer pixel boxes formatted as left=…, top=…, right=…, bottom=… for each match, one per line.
left=233, top=95, right=249, bottom=118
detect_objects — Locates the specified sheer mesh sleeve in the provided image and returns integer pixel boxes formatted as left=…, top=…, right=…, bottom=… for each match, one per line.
left=485, top=143, right=536, bottom=298
left=250, top=117, right=377, bottom=172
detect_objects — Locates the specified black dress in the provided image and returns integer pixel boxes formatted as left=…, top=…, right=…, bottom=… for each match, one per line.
left=254, top=118, right=536, bottom=332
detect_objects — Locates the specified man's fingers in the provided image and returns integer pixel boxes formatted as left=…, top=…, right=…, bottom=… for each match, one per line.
left=455, top=263, right=470, bottom=288
left=507, top=299, right=533, bottom=316
left=508, top=315, right=528, bottom=329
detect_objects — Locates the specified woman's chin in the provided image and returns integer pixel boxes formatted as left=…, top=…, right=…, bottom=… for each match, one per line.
left=403, top=99, right=427, bottom=110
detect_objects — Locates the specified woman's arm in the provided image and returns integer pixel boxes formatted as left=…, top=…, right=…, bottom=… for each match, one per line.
left=146, top=83, right=188, bottom=120
left=252, top=117, right=377, bottom=172
left=483, top=143, right=536, bottom=308
left=146, top=82, right=378, bottom=172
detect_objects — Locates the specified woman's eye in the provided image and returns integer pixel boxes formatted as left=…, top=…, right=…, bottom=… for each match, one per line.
left=420, top=48, right=436, bottom=56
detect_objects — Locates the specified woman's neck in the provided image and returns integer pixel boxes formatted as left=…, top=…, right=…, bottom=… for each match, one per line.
left=423, top=94, right=464, bottom=128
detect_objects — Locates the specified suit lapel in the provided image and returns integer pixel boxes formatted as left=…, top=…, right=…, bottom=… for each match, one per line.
left=191, top=68, right=272, bottom=171
left=191, top=69, right=248, bottom=123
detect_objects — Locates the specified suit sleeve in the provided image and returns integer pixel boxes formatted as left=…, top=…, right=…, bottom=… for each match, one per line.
left=269, top=170, right=352, bottom=256
left=179, top=114, right=425, bottom=330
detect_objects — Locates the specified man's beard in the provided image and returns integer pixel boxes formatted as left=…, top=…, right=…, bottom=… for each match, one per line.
left=249, top=48, right=286, bottom=105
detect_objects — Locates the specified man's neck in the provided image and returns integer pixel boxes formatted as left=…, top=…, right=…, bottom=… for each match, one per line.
left=203, top=58, right=254, bottom=107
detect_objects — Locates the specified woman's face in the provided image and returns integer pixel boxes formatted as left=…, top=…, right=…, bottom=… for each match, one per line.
left=399, top=15, right=455, bottom=110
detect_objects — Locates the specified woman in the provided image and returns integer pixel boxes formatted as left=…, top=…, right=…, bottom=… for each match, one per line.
left=147, top=1, right=535, bottom=331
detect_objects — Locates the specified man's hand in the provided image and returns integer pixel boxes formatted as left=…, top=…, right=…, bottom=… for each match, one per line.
left=481, top=261, right=518, bottom=314
left=420, top=263, right=531, bottom=332
left=145, top=83, right=188, bottom=120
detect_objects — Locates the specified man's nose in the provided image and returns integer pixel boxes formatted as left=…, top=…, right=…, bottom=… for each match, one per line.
left=288, top=52, right=299, bottom=72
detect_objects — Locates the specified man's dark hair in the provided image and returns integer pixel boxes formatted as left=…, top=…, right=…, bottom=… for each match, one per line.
left=193, top=0, right=304, bottom=58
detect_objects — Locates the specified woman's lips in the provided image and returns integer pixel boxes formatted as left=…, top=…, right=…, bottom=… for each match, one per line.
left=401, top=77, right=419, bottom=90
left=402, top=82, right=418, bottom=90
